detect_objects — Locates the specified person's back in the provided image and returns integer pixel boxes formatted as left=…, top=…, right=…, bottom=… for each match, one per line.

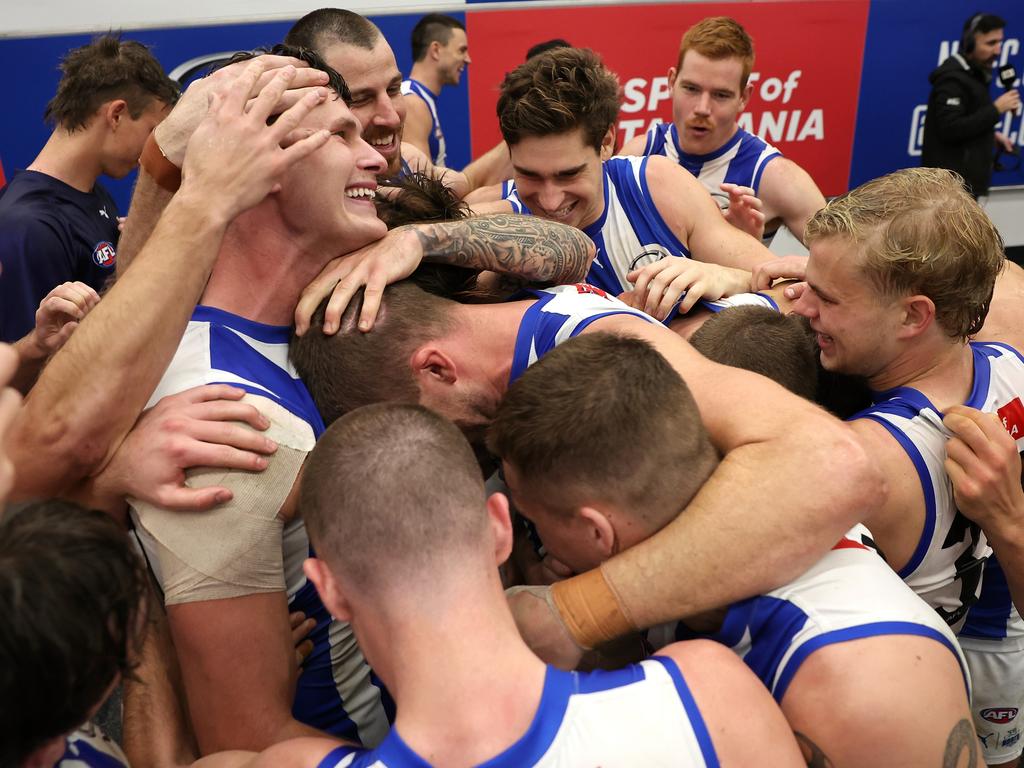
left=0, top=35, right=175, bottom=342
left=227, top=403, right=802, bottom=768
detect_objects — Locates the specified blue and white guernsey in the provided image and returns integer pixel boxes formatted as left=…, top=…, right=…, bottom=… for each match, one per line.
left=400, top=79, right=445, bottom=167
left=640, top=123, right=781, bottom=211
left=509, top=284, right=656, bottom=383
left=651, top=526, right=969, bottom=702
left=314, top=659, right=719, bottom=768
left=134, top=306, right=392, bottom=745
left=854, top=342, right=1024, bottom=630
left=504, top=156, right=691, bottom=297
left=59, top=724, right=129, bottom=768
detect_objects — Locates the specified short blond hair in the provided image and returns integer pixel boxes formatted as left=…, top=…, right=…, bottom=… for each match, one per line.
left=677, top=17, right=754, bottom=88
left=805, top=168, right=1004, bottom=340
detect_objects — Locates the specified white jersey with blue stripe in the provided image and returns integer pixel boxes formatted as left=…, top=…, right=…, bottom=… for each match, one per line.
left=503, top=156, right=691, bottom=297
left=651, top=526, right=969, bottom=702
left=315, top=659, right=719, bottom=768
left=400, top=79, right=445, bottom=167
left=641, top=123, right=781, bottom=209
left=138, top=305, right=393, bottom=744
left=58, top=724, right=129, bottom=768
left=854, top=342, right=1024, bottom=630
left=509, top=284, right=656, bottom=382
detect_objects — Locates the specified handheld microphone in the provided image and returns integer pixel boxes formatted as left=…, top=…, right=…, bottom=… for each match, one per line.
left=998, top=63, right=1017, bottom=90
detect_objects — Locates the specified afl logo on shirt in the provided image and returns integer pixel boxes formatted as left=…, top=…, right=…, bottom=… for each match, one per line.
left=92, top=241, right=116, bottom=268
left=981, top=708, right=1019, bottom=724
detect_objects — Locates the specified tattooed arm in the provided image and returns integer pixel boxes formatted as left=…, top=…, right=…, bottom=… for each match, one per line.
left=294, top=214, right=595, bottom=334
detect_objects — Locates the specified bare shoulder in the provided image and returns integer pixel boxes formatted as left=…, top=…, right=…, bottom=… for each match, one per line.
left=757, top=158, right=826, bottom=225
left=617, top=133, right=648, bottom=157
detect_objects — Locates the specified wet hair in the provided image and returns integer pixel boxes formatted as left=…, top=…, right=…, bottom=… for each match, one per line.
left=526, top=39, right=571, bottom=60
left=220, top=43, right=351, bottom=103
left=0, top=501, right=148, bottom=766
left=497, top=47, right=620, bottom=152
left=44, top=33, right=178, bottom=131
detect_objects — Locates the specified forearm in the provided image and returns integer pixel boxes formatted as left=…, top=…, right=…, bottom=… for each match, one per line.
left=10, top=334, right=47, bottom=395
left=9, top=191, right=229, bottom=498
left=408, top=214, right=595, bottom=284
left=985, top=522, right=1024, bottom=616
left=118, top=169, right=176, bottom=277
left=603, top=423, right=878, bottom=627
left=461, top=141, right=511, bottom=192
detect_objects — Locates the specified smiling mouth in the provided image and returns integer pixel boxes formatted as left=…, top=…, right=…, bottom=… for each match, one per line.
left=537, top=200, right=577, bottom=222
left=367, top=133, right=397, bottom=153
left=345, top=187, right=377, bottom=201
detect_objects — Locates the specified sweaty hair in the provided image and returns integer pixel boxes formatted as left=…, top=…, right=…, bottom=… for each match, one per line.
left=805, top=167, right=1004, bottom=340
left=488, top=333, right=718, bottom=531
left=497, top=47, right=620, bottom=152
left=676, top=16, right=755, bottom=88
left=411, top=14, right=466, bottom=62
left=526, top=39, right=571, bottom=61
left=0, top=502, right=148, bottom=766
left=44, top=34, right=178, bottom=131
left=222, top=43, right=351, bottom=103
left=689, top=306, right=818, bottom=401
left=285, top=8, right=381, bottom=52
left=301, top=404, right=488, bottom=594
left=290, top=281, right=455, bottom=426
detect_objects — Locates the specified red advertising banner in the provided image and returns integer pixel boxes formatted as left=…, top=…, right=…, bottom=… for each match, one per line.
left=466, top=1, right=869, bottom=196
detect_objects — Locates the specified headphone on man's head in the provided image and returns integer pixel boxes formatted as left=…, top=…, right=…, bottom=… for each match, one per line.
left=961, top=12, right=985, bottom=55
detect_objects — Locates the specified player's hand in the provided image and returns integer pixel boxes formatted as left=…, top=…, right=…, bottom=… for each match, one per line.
left=0, top=344, right=23, bottom=502
left=180, top=61, right=332, bottom=223
left=750, top=254, right=808, bottom=291
left=290, top=611, right=316, bottom=672
left=155, top=54, right=330, bottom=167
left=294, top=226, right=423, bottom=335
left=944, top=404, right=1024, bottom=540
left=22, top=281, right=101, bottom=360
left=995, top=89, right=1021, bottom=115
left=104, top=384, right=277, bottom=511
left=627, top=257, right=750, bottom=320
left=720, top=183, right=766, bottom=241
left=506, top=585, right=586, bottom=670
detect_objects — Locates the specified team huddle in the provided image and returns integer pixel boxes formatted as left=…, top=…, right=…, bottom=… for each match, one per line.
left=3, top=8, right=1024, bottom=768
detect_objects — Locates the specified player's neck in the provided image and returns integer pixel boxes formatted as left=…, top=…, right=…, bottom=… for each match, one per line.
left=371, top=581, right=548, bottom=764
left=456, top=300, right=530, bottom=396
left=409, top=63, right=442, bottom=95
left=201, top=213, right=332, bottom=327
left=27, top=128, right=103, bottom=193
left=870, top=338, right=974, bottom=408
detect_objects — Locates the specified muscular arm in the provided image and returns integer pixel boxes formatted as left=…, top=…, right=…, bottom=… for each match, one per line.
left=564, top=314, right=882, bottom=632
left=461, top=140, right=512, bottom=191
left=756, top=157, right=826, bottom=245
left=401, top=142, right=471, bottom=199
left=403, top=95, right=434, bottom=160
left=409, top=213, right=594, bottom=283
left=116, top=168, right=175, bottom=276
left=646, top=155, right=774, bottom=271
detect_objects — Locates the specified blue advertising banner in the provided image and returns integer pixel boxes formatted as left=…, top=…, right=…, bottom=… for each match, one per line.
left=0, top=12, right=471, bottom=212
left=852, top=0, right=1024, bottom=189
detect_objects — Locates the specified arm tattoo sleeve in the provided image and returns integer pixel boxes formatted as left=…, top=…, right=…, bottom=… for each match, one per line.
left=410, top=214, right=595, bottom=284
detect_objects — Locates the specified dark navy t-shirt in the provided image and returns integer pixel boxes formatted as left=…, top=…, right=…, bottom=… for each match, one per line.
left=0, top=170, right=120, bottom=342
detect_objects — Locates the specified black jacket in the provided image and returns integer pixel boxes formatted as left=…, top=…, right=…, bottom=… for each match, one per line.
left=920, top=53, right=1001, bottom=196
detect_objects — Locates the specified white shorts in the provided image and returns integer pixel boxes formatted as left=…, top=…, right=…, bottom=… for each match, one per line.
left=961, top=636, right=1024, bottom=762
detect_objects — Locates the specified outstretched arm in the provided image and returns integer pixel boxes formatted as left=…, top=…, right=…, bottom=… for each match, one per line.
left=294, top=214, right=595, bottom=334
left=757, top=158, right=826, bottom=246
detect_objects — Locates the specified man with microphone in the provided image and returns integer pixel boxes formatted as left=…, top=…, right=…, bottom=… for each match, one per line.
left=922, top=12, right=1020, bottom=198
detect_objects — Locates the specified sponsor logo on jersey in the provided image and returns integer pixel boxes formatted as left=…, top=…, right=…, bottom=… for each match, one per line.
left=574, top=284, right=608, bottom=298
left=1002, top=730, right=1021, bottom=748
left=998, top=398, right=1024, bottom=440
left=981, top=708, right=1019, bottom=724
left=91, top=241, right=116, bottom=268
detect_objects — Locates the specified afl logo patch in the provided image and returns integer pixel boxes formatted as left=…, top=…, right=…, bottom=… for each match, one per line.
left=981, top=708, right=1019, bottom=724
left=92, top=241, right=116, bottom=268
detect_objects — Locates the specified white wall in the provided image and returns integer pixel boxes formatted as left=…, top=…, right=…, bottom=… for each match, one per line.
left=984, top=188, right=1024, bottom=248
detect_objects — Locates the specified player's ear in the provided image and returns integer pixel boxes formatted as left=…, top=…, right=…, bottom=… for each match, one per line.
left=303, top=556, right=352, bottom=621
left=577, top=506, right=617, bottom=559
left=487, top=491, right=514, bottom=566
left=898, top=295, right=936, bottom=339
left=104, top=99, right=129, bottom=130
left=411, top=345, right=458, bottom=386
left=600, top=126, right=616, bottom=160
left=739, top=81, right=754, bottom=110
